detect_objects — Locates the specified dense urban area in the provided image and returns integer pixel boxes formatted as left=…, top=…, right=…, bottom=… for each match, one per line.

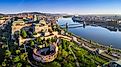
left=0, top=12, right=121, bottom=67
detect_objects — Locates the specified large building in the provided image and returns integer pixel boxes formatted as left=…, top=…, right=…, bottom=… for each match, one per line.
left=33, top=42, right=58, bottom=63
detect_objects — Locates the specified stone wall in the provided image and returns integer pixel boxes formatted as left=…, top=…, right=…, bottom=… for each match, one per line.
left=33, top=43, right=58, bottom=63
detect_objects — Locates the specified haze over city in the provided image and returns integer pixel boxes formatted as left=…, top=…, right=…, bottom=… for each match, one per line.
left=0, top=0, right=121, bottom=14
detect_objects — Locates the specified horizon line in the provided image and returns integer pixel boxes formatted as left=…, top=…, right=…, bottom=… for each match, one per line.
left=1, top=11, right=121, bottom=15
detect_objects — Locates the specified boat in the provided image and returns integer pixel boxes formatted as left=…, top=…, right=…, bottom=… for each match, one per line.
left=106, top=26, right=117, bottom=31
left=72, top=16, right=83, bottom=22
left=118, top=28, right=121, bottom=31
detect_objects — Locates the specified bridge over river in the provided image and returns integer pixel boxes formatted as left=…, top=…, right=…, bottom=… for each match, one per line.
left=60, top=23, right=87, bottom=28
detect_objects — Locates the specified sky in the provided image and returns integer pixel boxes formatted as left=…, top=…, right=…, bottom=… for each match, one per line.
left=0, top=0, right=121, bottom=14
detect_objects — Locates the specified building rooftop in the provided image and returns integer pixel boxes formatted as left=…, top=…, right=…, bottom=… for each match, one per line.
left=13, top=21, right=25, bottom=25
left=115, top=60, right=121, bottom=65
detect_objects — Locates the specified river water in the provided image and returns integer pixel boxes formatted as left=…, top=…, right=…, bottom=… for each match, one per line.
left=57, top=18, right=121, bottom=49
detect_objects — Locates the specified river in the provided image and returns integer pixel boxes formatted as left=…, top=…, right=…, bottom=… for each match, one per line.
left=57, top=18, right=121, bottom=49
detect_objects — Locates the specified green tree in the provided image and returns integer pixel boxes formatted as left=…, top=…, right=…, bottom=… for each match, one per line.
left=67, top=55, right=75, bottom=62
left=21, top=29, right=27, bottom=38
left=47, top=38, right=51, bottom=43
left=36, top=37, right=42, bottom=43
left=70, top=42, right=74, bottom=46
left=16, top=50, right=21, bottom=55
left=30, top=40, right=34, bottom=47
left=62, top=49, right=68, bottom=58
left=16, top=63, right=22, bottom=67
left=33, top=32, right=37, bottom=35
left=45, top=42, right=49, bottom=47
left=26, top=65, right=31, bottom=67
left=20, top=53, right=28, bottom=61
left=63, top=63, right=73, bottom=67
left=5, top=50, right=11, bottom=57
left=62, top=40, right=67, bottom=50
left=2, top=61, right=6, bottom=67
left=13, top=56, right=20, bottom=63
left=45, top=61, right=61, bottom=67
left=51, top=37, right=56, bottom=42
left=107, top=45, right=112, bottom=53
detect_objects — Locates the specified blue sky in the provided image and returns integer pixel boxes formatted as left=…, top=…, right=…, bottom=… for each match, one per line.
left=0, top=0, right=121, bottom=14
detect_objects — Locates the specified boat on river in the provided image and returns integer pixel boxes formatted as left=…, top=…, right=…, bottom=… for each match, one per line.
left=72, top=16, right=83, bottom=22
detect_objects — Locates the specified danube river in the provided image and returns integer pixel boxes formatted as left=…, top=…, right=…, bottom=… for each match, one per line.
left=57, top=18, right=121, bottom=49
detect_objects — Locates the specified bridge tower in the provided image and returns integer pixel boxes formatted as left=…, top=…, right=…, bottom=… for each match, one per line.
left=83, top=21, right=86, bottom=28
left=66, top=23, right=68, bottom=29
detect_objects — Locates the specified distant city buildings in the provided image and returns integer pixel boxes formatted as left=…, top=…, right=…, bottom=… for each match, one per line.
left=72, top=15, right=121, bottom=24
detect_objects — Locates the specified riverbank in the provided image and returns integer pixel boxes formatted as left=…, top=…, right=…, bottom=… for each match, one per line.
left=61, top=23, right=121, bottom=51
left=58, top=22, right=121, bottom=61
left=58, top=18, right=121, bottom=49
left=68, top=31, right=121, bottom=53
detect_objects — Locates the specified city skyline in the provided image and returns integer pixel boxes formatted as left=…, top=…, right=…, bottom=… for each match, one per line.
left=0, top=0, right=121, bottom=14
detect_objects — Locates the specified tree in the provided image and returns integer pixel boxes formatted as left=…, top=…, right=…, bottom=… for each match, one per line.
left=2, top=61, right=6, bottom=67
left=62, top=49, right=68, bottom=58
left=16, top=50, right=21, bottom=55
left=33, top=32, right=37, bottom=35
left=1, top=37, right=7, bottom=42
left=5, top=50, right=11, bottom=57
left=2, top=44, right=8, bottom=49
left=57, top=56, right=63, bottom=62
left=30, top=40, right=34, bottom=47
left=52, top=61, right=61, bottom=67
left=36, top=37, right=42, bottom=43
left=47, top=38, right=51, bottom=43
left=62, top=40, right=67, bottom=50
left=51, top=37, right=56, bottom=42
left=45, top=61, right=61, bottom=67
left=21, top=29, right=27, bottom=38
left=107, top=45, right=112, bottom=53
left=20, top=53, right=28, bottom=61
left=26, top=65, right=31, bottom=67
left=13, top=56, right=20, bottom=63
left=90, top=40, right=92, bottom=44
left=0, top=49, right=4, bottom=63
left=67, top=55, right=75, bottom=62
left=52, top=25, right=57, bottom=31
left=45, top=42, right=49, bottom=47
left=16, top=63, right=22, bottom=67
left=63, top=63, right=73, bottom=67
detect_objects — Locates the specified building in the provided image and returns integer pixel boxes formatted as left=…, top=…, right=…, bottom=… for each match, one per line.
left=103, top=60, right=121, bottom=67
left=11, top=20, right=26, bottom=39
left=0, top=19, right=5, bottom=25
left=33, top=43, right=58, bottom=63
left=33, top=15, right=39, bottom=21
left=109, top=60, right=121, bottom=67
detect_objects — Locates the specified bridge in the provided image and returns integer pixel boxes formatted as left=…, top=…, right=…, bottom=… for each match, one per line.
left=60, top=24, right=80, bottom=26
left=68, top=25, right=85, bottom=28
left=60, top=23, right=86, bottom=28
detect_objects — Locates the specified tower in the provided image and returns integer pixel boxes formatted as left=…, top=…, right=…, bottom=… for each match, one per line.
left=34, top=15, right=38, bottom=21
